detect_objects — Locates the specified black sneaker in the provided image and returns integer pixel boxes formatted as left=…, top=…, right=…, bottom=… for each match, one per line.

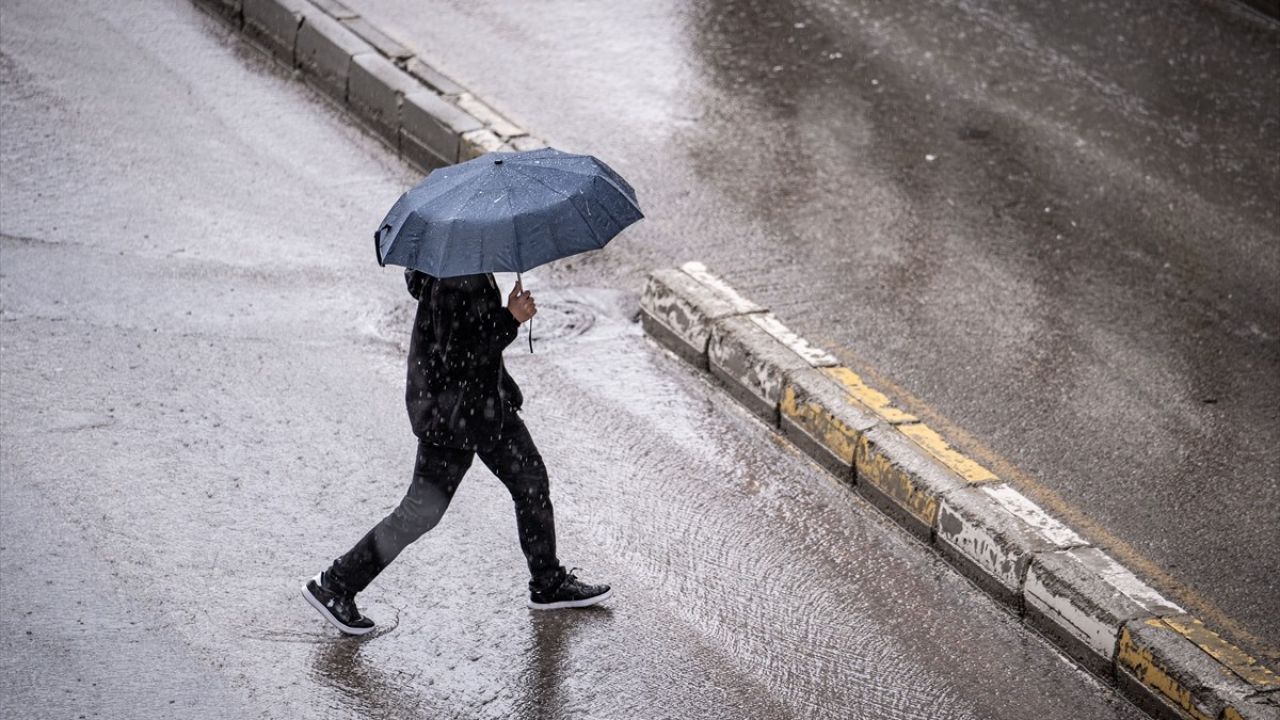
left=527, top=568, right=612, bottom=610
left=302, top=572, right=376, bottom=635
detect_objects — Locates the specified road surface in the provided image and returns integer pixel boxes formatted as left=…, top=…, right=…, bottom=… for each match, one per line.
left=1, top=0, right=1153, bottom=717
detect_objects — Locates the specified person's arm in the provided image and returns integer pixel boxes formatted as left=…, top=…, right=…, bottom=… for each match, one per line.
left=432, top=275, right=520, bottom=356
left=405, top=269, right=431, bottom=300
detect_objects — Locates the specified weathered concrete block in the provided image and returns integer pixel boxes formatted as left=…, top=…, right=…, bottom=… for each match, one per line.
left=405, top=57, right=465, bottom=97
left=509, top=135, right=548, bottom=152
left=679, top=261, right=763, bottom=314
left=818, top=365, right=918, bottom=425
left=1024, top=547, right=1183, bottom=678
left=399, top=133, right=449, bottom=173
left=308, top=0, right=357, bottom=19
left=1116, top=617, right=1268, bottom=720
left=193, top=0, right=243, bottom=26
left=1227, top=696, right=1280, bottom=720
left=854, top=425, right=966, bottom=542
left=348, top=53, right=417, bottom=146
left=639, top=268, right=762, bottom=369
left=747, top=313, right=838, bottom=367
left=460, top=127, right=505, bottom=160
left=779, top=367, right=878, bottom=481
left=708, top=315, right=810, bottom=426
left=935, top=484, right=1076, bottom=611
left=898, top=422, right=998, bottom=485
left=455, top=93, right=526, bottom=141
left=400, top=90, right=483, bottom=168
left=242, top=0, right=305, bottom=63
left=341, top=16, right=412, bottom=60
left=295, top=9, right=374, bottom=102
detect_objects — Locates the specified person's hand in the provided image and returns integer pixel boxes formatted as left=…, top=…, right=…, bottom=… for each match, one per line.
left=508, top=280, right=537, bottom=323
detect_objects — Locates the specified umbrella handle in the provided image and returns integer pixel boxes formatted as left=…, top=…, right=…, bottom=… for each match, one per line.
left=518, top=272, right=534, bottom=354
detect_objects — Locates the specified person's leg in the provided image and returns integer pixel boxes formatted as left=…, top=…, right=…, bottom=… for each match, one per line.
left=325, top=440, right=474, bottom=596
left=476, top=411, right=565, bottom=592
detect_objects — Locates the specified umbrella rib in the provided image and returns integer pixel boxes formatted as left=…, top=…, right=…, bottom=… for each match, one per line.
left=588, top=180, right=626, bottom=248
left=507, top=165, right=606, bottom=250
left=501, top=169, right=521, bottom=271
left=522, top=155, right=639, bottom=200
left=435, top=174, right=492, bottom=275
left=516, top=164, right=641, bottom=216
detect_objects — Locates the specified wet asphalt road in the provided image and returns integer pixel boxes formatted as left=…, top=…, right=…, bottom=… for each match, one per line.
left=0, top=0, right=1154, bottom=718
left=342, top=0, right=1280, bottom=660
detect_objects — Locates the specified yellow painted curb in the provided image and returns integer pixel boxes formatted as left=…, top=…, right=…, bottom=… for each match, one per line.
left=820, top=366, right=918, bottom=425
left=856, top=433, right=943, bottom=527
left=1118, top=622, right=1215, bottom=720
left=1162, top=616, right=1280, bottom=689
left=898, top=423, right=999, bottom=485
left=779, top=384, right=863, bottom=466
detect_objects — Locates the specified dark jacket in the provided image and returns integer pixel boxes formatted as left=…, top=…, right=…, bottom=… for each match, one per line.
left=404, top=269, right=524, bottom=450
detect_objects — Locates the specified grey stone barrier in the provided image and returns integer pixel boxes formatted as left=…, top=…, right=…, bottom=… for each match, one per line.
left=640, top=263, right=1279, bottom=720
left=194, top=0, right=542, bottom=176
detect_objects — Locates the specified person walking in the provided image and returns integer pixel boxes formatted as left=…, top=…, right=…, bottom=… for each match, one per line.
left=303, top=269, right=610, bottom=636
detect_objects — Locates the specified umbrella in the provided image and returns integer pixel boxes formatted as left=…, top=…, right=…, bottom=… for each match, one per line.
left=374, top=147, right=643, bottom=351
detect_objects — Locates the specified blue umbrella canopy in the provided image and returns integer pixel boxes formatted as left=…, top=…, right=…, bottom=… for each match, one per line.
left=375, top=147, right=643, bottom=277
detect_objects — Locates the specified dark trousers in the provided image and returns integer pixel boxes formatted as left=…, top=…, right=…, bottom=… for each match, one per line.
left=326, top=408, right=564, bottom=595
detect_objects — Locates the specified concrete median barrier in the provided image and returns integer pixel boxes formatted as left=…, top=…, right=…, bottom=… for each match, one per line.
left=295, top=10, right=374, bottom=102
left=708, top=314, right=811, bottom=425
left=1116, top=616, right=1280, bottom=720
left=779, top=367, right=878, bottom=481
left=1024, top=546, right=1184, bottom=678
left=349, top=52, right=418, bottom=146
left=242, top=0, right=305, bottom=63
left=400, top=90, right=483, bottom=169
left=196, top=0, right=243, bottom=25
left=209, top=0, right=538, bottom=175
left=460, top=127, right=506, bottom=160
left=639, top=267, right=764, bottom=368
left=854, top=424, right=973, bottom=542
left=635, top=260, right=1278, bottom=718
left=935, top=483, right=1082, bottom=610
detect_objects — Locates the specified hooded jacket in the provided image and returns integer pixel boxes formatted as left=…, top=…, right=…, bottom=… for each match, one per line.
left=404, top=269, right=524, bottom=450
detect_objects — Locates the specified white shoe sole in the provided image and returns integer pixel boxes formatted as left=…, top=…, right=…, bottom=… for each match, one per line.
left=527, top=587, right=613, bottom=611
left=302, top=575, right=376, bottom=636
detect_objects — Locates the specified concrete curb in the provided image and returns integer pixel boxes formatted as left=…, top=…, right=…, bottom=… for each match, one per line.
left=640, top=263, right=1279, bottom=720
left=193, top=0, right=542, bottom=175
